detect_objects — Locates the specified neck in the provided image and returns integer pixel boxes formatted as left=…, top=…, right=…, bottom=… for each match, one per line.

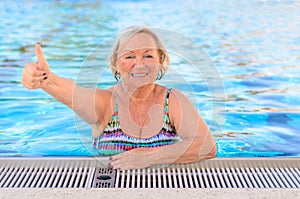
left=120, top=83, right=156, bottom=104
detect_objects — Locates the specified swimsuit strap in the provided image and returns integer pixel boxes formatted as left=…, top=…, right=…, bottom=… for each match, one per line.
left=111, top=95, right=119, bottom=121
left=164, top=88, right=172, bottom=114
left=113, top=95, right=119, bottom=113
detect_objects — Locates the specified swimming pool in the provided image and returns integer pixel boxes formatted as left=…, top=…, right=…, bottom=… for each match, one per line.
left=0, top=0, right=299, bottom=157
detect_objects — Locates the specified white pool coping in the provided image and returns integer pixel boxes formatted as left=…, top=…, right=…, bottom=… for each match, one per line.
left=0, top=188, right=299, bottom=199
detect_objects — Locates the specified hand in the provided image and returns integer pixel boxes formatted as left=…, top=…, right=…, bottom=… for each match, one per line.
left=110, top=147, right=158, bottom=170
left=22, top=43, right=51, bottom=89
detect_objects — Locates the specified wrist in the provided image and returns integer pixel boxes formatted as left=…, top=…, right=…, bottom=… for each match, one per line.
left=41, top=70, right=53, bottom=90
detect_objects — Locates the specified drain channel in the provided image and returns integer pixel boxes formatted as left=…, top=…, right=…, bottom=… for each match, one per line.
left=1, top=158, right=299, bottom=188
left=92, top=168, right=116, bottom=188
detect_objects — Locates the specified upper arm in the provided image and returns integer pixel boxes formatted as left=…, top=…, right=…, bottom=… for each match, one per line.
left=169, top=89, right=216, bottom=157
left=168, top=89, right=212, bottom=140
left=73, top=86, right=112, bottom=125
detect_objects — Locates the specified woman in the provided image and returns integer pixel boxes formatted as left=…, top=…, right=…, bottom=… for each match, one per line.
left=22, top=26, right=216, bottom=170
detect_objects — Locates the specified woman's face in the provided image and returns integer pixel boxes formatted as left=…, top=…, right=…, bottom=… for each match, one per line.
left=116, top=33, right=162, bottom=88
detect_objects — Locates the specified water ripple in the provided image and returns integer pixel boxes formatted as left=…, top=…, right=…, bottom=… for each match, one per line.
left=0, top=0, right=299, bottom=157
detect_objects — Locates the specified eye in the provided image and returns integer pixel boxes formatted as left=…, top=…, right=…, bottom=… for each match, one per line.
left=125, top=55, right=135, bottom=59
left=144, top=54, right=154, bottom=59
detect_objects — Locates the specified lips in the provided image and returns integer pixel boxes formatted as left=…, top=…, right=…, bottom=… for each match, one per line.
left=130, top=72, right=148, bottom=77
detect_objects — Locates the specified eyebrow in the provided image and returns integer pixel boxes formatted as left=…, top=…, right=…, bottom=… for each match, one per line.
left=121, top=49, right=154, bottom=54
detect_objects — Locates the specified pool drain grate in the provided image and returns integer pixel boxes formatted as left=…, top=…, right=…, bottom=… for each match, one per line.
left=92, top=168, right=116, bottom=188
left=113, top=166, right=300, bottom=188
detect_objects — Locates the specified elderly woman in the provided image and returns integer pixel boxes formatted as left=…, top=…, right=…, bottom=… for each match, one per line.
left=22, top=26, right=216, bottom=170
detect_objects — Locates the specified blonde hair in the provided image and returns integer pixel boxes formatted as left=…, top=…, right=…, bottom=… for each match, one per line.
left=109, top=26, right=170, bottom=81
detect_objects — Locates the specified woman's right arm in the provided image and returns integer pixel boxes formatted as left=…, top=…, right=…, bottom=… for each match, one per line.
left=22, top=43, right=111, bottom=128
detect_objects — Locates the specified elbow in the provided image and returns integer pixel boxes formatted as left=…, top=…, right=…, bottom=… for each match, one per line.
left=181, top=137, right=217, bottom=163
left=206, top=143, right=217, bottom=159
left=197, top=136, right=217, bottom=160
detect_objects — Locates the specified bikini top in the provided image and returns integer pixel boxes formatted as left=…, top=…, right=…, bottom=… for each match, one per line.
left=93, top=88, right=182, bottom=156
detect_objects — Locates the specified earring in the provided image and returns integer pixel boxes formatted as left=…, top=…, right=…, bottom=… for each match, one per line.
left=114, top=71, right=121, bottom=82
left=156, top=69, right=163, bottom=80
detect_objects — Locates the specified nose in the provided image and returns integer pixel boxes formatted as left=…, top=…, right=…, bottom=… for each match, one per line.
left=134, top=56, right=144, bottom=67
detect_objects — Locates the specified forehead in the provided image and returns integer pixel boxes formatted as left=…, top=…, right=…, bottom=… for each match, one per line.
left=120, top=33, right=158, bottom=52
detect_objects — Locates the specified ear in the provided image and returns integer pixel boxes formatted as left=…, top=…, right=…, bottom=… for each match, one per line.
left=159, top=53, right=165, bottom=65
left=159, top=63, right=163, bottom=71
left=115, top=58, right=120, bottom=72
left=159, top=56, right=164, bottom=70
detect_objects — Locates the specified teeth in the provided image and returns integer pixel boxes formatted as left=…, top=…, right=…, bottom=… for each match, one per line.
left=131, top=73, right=148, bottom=77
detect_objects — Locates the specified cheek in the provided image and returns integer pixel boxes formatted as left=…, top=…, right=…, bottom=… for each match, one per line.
left=148, top=61, right=161, bottom=72
left=117, top=60, right=133, bottom=73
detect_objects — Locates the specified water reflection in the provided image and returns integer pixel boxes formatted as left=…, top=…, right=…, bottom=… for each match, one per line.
left=0, top=0, right=299, bottom=157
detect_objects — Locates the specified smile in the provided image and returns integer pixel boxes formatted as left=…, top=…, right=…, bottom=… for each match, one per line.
left=130, top=73, right=148, bottom=77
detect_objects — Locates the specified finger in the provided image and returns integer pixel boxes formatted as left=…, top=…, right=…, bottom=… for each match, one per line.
left=27, top=74, right=47, bottom=83
left=22, top=80, right=41, bottom=90
left=110, top=161, right=125, bottom=170
left=24, top=64, right=46, bottom=77
left=35, top=43, right=48, bottom=68
left=110, top=153, right=123, bottom=161
left=110, top=159, right=120, bottom=167
left=30, top=68, right=46, bottom=77
left=110, top=157, right=125, bottom=168
left=23, top=69, right=47, bottom=84
left=111, top=151, right=131, bottom=161
left=119, top=163, right=138, bottom=171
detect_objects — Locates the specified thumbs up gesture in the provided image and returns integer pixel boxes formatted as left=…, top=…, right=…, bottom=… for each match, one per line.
left=22, top=43, right=51, bottom=89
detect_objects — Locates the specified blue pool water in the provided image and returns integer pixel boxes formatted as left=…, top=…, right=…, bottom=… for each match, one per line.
left=0, top=0, right=300, bottom=157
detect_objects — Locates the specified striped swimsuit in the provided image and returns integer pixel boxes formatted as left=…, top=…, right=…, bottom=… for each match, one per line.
left=93, top=88, right=182, bottom=156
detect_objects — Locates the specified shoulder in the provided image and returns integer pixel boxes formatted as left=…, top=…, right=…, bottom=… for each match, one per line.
left=168, top=88, right=198, bottom=124
left=168, top=88, right=190, bottom=106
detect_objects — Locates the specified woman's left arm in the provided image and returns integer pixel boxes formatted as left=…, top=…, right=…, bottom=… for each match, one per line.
left=110, top=89, right=216, bottom=170
left=160, top=88, right=216, bottom=164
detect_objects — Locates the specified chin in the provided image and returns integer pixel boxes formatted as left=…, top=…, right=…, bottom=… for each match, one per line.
left=129, top=78, right=155, bottom=89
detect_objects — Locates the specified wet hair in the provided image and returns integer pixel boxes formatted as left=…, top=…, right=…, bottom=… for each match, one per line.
left=109, top=26, right=170, bottom=81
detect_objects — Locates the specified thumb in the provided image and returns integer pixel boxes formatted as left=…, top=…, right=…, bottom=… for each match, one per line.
left=35, top=43, right=48, bottom=70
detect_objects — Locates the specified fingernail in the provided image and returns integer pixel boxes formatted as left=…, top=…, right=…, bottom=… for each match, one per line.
left=43, top=73, right=46, bottom=76
left=43, top=76, right=48, bottom=80
left=108, top=163, right=113, bottom=169
left=109, top=157, right=112, bottom=161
